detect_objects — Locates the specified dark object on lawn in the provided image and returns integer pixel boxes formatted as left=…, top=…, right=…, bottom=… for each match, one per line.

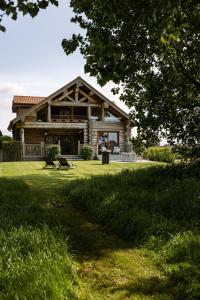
left=58, top=157, right=77, bottom=169
left=44, top=158, right=58, bottom=169
left=102, top=151, right=110, bottom=164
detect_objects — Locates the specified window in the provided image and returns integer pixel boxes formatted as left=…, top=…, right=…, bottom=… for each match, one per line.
left=105, top=110, right=120, bottom=122
left=98, top=131, right=119, bottom=153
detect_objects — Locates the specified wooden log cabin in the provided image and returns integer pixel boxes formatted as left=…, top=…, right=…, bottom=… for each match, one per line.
left=8, top=77, right=133, bottom=160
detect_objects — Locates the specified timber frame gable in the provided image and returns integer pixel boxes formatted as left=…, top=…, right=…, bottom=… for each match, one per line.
left=9, top=76, right=131, bottom=129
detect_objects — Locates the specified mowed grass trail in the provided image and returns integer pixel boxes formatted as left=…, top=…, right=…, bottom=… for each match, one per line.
left=0, top=161, right=180, bottom=299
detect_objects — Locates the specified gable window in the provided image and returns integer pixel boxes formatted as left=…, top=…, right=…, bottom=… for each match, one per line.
left=105, top=110, right=120, bottom=122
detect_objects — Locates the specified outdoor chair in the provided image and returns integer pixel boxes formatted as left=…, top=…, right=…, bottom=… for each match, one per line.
left=58, top=157, right=77, bottom=169
left=44, top=158, right=58, bottom=169
left=113, top=146, right=120, bottom=154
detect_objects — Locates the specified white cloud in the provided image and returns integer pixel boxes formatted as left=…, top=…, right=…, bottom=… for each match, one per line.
left=0, top=83, right=24, bottom=95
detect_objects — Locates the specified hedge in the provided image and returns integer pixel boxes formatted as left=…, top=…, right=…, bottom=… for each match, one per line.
left=2, top=141, right=23, bottom=161
left=81, top=145, right=93, bottom=160
left=143, top=146, right=176, bottom=164
left=0, top=136, right=12, bottom=149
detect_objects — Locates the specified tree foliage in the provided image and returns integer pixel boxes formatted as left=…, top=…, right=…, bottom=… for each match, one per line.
left=0, top=0, right=58, bottom=32
left=62, top=0, right=200, bottom=149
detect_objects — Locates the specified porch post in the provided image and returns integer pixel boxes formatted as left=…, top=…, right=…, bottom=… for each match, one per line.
left=78, top=140, right=80, bottom=155
left=87, top=105, right=91, bottom=120
left=20, top=127, right=24, bottom=143
left=88, top=120, right=92, bottom=144
left=41, top=142, right=45, bottom=157
left=101, top=103, right=105, bottom=121
left=20, top=127, right=25, bottom=160
left=47, top=101, right=51, bottom=122
left=125, top=120, right=131, bottom=152
left=83, top=128, right=88, bottom=144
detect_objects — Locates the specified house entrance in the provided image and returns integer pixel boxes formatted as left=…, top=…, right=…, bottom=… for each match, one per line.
left=60, top=135, right=78, bottom=155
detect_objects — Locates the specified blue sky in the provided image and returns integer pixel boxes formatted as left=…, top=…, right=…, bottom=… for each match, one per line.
left=0, top=0, right=128, bottom=135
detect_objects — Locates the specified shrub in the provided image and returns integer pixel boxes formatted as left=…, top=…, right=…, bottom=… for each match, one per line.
left=47, top=144, right=61, bottom=160
left=2, top=140, right=22, bottom=161
left=81, top=145, right=93, bottom=160
left=143, top=146, right=176, bottom=163
left=173, top=144, right=200, bottom=162
left=0, top=135, right=12, bottom=149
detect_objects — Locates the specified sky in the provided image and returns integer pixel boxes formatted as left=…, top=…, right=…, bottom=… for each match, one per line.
left=0, top=0, right=129, bottom=135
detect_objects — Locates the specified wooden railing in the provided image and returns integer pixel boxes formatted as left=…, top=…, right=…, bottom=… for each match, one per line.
left=51, top=115, right=87, bottom=122
left=24, top=144, right=42, bottom=157
left=24, top=143, right=54, bottom=157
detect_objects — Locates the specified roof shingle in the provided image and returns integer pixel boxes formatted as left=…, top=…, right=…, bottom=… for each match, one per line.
left=13, top=95, right=46, bottom=105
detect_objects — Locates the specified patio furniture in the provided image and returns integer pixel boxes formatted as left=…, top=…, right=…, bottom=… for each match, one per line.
left=58, top=157, right=77, bottom=169
left=113, top=146, right=120, bottom=154
left=100, top=146, right=107, bottom=153
left=44, top=158, right=58, bottom=169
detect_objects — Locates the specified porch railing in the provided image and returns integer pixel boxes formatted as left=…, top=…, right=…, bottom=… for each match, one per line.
left=24, top=143, right=85, bottom=157
left=24, top=144, right=43, bottom=157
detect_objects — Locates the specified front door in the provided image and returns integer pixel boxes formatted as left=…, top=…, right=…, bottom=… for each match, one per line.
left=60, top=136, right=78, bottom=155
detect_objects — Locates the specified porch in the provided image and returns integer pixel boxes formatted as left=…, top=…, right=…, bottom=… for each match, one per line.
left=23, top=143, right=85, bottom=160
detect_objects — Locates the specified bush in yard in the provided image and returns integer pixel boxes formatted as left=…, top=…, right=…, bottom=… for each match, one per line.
left=2, top=140, right=22, bottom=161
left=0, top=135, right=12, bottom=149
left=81, top=145, right=93, bottom=160
left=47, top=144, right=61, bottom=160
left=173, top=144, right=200, bottom=162
left=143, top=146, right=176, bottom=163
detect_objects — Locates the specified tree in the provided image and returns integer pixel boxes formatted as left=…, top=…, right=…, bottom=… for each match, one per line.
left=62, top=0, right=200, bottom=149
left=1, top=1, right=200, bottom=153
left=0, top=0, right=58, bottom=32
left=0, top=130, right=2, bottom=136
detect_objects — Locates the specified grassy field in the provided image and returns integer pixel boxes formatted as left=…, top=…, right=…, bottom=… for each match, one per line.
left=0, top=161, right=199, bottom=299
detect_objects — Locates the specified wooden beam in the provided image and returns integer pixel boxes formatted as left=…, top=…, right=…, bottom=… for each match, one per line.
left=87, top=106, right=91, bottom=120
left=75, top=82, right=79, bottom=102
left=66, top=94, right=75, bottom=102
left=20, top=127, right=24, bottom=143
left=79, top=90, right=97, bottom=104
left=101, top=103, right=105, bottom=121
left=51, top=102, right=100, bottom=107
left=47, top=101, right=51, bottom=122
left=79, top=96, right=87, bottom=103
left=55, top=89, right=73, bottom=102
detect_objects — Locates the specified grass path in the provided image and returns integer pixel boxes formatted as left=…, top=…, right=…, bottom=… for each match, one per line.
left=0, top=161, right=174, bottom=299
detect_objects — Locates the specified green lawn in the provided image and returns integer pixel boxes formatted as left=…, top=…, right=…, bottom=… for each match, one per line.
left=0, top=161, right=199, bottom=299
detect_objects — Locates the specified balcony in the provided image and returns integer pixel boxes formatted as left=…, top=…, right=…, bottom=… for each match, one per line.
left=51, top=114, right=88, bottom=123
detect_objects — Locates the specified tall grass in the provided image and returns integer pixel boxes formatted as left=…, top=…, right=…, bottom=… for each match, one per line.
left=0, top=178, right=80, bottom=299
left=65, top=163, right=200, bottom=298
left=0, top=226, right=79, bottom=300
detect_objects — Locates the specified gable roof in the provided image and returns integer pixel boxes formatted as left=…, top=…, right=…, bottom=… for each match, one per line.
left=13, top=96, right=45, bottom=105
left=12, top=96, right=46, bottom=113
left=8, top=76, right=132, bottom=130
